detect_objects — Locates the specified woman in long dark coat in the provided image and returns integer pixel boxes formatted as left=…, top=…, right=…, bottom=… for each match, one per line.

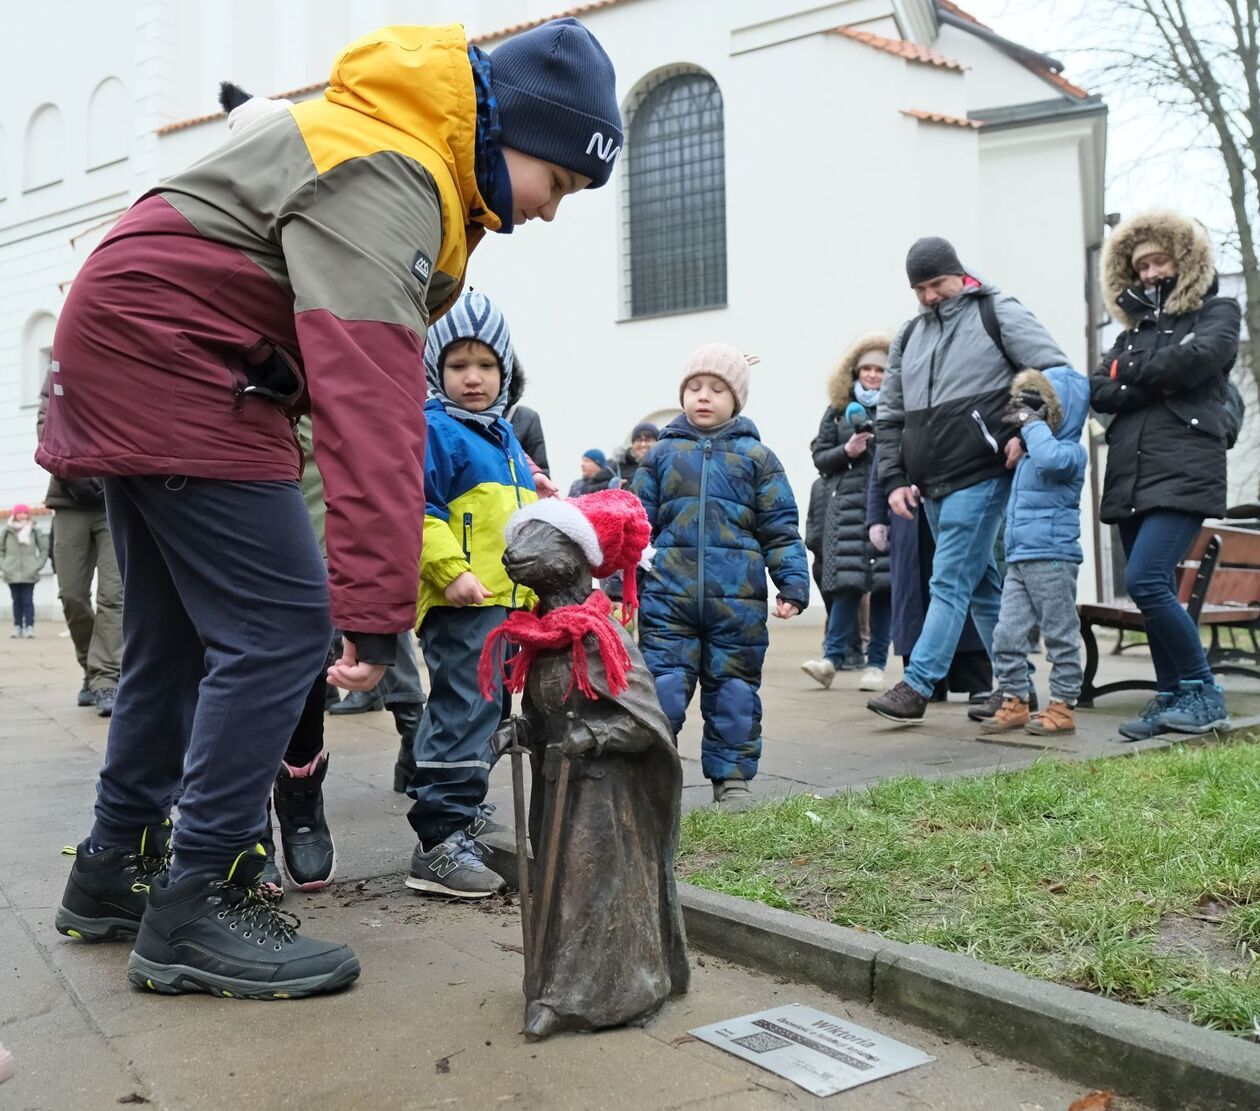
left=804, top=333, right=893, bottom=691
left=1092, top=210, right=1241, bottom=740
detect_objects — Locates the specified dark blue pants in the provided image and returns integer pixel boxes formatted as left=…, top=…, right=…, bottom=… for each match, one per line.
left=1118, top=510, right=1213, bottom=690
left=827, top=589, right=891, bottom=669
left=640, top=593, right=766, bottom=783
left=407, top=604, right=507, bottom=845
left=93, top=477, right=331, bottom=877
left=8, top=582, right=35, bottom=627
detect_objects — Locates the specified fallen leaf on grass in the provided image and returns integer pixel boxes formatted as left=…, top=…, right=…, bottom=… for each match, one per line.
left=792, top=856, right=813, bottom=866
left=1068, top=1089, right=1113, bottom=1111
left=1193, top=894, right=1229, bottom=923
left=1040, top=880, right=1068, bottom=895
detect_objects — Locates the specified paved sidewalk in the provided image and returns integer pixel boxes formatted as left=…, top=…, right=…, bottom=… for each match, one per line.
left=0, top=629, right=1157, bottom=1110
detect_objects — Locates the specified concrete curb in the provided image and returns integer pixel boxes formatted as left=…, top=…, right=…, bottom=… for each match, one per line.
left=481, top=832, right=1260, bottom=1111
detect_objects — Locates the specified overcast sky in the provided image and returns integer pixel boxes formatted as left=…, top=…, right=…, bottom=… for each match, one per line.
left=961, top=1, right=1236, bottom=263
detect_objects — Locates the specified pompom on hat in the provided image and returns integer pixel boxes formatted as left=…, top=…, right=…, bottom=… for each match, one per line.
left=679, top=343, right=760, bottom=414
left=505, top=489, right=651, bottom=621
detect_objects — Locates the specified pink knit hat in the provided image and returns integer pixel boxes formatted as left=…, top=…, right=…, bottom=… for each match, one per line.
left=11, top=504, right=30, bottom=516
left=679, top=343, right=760, bottom=414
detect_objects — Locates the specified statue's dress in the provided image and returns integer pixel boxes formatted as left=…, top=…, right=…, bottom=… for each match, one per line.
left=521, top=622, right=690, bottom=1034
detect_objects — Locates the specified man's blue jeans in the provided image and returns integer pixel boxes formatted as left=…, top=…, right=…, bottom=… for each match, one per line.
left=904, top=476, right=1009, bottom=699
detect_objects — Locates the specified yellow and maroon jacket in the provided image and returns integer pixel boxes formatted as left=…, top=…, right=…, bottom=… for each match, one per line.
left=36, top=25, right=499, bottom=635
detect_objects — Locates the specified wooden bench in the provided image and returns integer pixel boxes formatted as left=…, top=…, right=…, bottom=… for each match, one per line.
left=1077, top=524, right=1260, bottom=707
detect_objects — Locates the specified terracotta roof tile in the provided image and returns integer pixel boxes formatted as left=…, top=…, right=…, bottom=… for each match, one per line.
left=155, top=0, right=640, bottom=136
left=900, top=108, right=982, bottom=129
left=832, top=27, right=964, bottom=71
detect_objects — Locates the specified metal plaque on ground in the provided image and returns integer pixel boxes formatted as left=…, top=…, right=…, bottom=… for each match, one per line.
left=689, top=1003, right=934, bottom=1097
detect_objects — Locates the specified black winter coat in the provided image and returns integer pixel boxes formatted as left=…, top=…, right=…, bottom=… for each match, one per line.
left=1091, top=275, right=1240, bottom=524
left=507, top=404, right=550, bottom=476
left=814, top=404, right=890, bottom=595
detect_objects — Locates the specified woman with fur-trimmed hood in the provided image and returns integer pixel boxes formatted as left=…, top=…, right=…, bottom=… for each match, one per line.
left=1092, top=210, right=1241, bottom=739
left=801, top=333, right=893, bottom=692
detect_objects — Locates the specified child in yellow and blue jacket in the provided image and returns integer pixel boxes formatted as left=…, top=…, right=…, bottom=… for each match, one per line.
left=405, top=290, right=537, bottom=898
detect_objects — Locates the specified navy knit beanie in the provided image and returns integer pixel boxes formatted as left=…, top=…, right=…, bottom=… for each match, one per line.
left=583, top=448, right=607, bottom=468
left=490, top=18, right=623, bottom=189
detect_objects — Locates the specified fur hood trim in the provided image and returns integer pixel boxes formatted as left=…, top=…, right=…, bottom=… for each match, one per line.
left=1010, top=369, right=1062, bottom=433
left=1102, top=210, right=1215, bottom=328
left=828, top=331, right=892, bottom=410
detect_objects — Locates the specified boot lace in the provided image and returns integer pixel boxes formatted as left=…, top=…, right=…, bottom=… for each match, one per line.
left=215, top=883, right=301, bottom=950
left=127, top=840, right=173, bottom=894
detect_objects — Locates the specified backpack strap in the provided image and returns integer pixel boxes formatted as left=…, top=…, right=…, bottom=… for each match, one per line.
left=900, top=296, right=1018, bottom=371
left=977, top=293, right=1019, bottom=372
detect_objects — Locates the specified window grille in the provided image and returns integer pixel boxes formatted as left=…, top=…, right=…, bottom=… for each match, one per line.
left=624, top=69, right=726, bottom=318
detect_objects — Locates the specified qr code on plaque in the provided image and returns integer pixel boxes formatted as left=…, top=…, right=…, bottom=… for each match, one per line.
left=731, top=1031, right=792, bottom=1054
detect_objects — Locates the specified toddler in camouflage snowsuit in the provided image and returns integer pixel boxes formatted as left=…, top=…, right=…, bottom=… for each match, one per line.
left=631, top=344, right=810, bottom=807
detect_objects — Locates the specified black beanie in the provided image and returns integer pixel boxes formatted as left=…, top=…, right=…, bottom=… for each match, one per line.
left=490, top=18, right=623, bottom=189
left=906, top=237, right=966, bottom=286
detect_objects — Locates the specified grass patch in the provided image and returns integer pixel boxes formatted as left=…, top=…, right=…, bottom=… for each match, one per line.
left=679, top=737, right=1260, bottom=1036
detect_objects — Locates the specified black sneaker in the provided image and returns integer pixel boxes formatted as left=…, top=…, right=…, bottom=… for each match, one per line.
left=55, top=822, right=172, bottom=942
left=328, top=689, right=384, bottom=715
left=866, top=680, right=928, bottom=724
left=127, top=847, right=360, bottom=999
left=967, top=688, right=1039, bottom=722
left=274, top=752, right=335, bottom=891
left=95, top=688, right=117, bottom=718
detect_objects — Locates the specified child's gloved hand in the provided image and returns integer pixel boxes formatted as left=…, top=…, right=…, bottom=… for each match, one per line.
left=444, top=571, right=494, bottom=607
left=773, top=599, right=801, bottom=620
left=1002, top=400, right=1044, bottom=428
left=868, top=524, right=889, bottom=553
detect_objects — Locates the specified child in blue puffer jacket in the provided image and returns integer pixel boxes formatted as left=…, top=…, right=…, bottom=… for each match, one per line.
left=631, top=344, right=810, bottom=808
left=980, top=365, right=1089, bottom=738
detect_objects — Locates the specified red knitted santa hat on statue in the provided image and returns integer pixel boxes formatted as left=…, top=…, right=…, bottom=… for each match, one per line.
left=505, top=488, right=651, bottom=621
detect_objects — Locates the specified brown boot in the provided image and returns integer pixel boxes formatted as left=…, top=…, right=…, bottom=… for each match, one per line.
left=1025, top=700, right=1076, bottom=736
left=979, top=695, right=1030, bottom=733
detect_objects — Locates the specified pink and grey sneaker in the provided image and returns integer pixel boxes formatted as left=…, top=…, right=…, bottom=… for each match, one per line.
left=273, top=751, right=335, bottom=891
left=0, top=1041, right=15, bottom=1084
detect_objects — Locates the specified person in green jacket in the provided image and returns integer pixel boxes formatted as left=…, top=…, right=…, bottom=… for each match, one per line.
left=1, top=505, right=50, bottom=638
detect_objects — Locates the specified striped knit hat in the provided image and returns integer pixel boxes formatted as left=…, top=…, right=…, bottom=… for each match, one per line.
left=424, top=290, right=515, bottom=425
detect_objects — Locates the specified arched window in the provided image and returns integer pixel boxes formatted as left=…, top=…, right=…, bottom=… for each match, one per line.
left=21, top=312, right=57, bottom=409
left=23, top=104, right=64, bottom=192
left=86, top=78, right=131, bottom=170
left=623, top=67, right=726, bottom=318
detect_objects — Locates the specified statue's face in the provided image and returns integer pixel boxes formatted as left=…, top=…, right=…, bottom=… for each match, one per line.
left=503, top=519, right=590, bottom=594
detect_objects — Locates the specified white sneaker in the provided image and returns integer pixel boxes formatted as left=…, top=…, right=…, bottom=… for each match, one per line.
left=0, top=1040, right=14, bottom=1084
left=859, top=667, right=885, bottom=691
left=801, top=658, right=836, bottom=689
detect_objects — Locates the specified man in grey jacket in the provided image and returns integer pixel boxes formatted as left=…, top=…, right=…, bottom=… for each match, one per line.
left=867, top=237, right=1069, bottom=723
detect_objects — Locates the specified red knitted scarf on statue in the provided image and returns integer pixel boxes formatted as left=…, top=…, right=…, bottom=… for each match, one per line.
left=477, top=591, right=631, bottom=702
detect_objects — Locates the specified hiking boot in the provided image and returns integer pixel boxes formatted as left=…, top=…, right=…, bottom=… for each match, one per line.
left=867, top=680, right=927, bottom=724
left=979, top=695, right=1030, bottom=734
left=77, top=681, right=95, bottom=708
left=126, top=847, right=360, bottom=999
left=405, top=830, right=506, bottom=898
left=257, top=805, right=284, bottom=901
left=1162, top=680, right=1231, bottom=735
left=800, top=658, right=836, bottom=689
left=274, top=752, right=335, bottom=891
left=1118, top=692, right=1179, bottom=741
left=968, top=687, right=1039, bottom=722
left=712, top=779, right=755, bottom=811
left=95, top=687, right=117, bottom=718
left=858, top=666, right=885, bottom=692
left=328, top=688, right=384, bottom=715
left=1025, top=700, right=1076, bottom=736
left=391, top=702, right=422, bottom=794
left=55, top=821, right=172, bottom=942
